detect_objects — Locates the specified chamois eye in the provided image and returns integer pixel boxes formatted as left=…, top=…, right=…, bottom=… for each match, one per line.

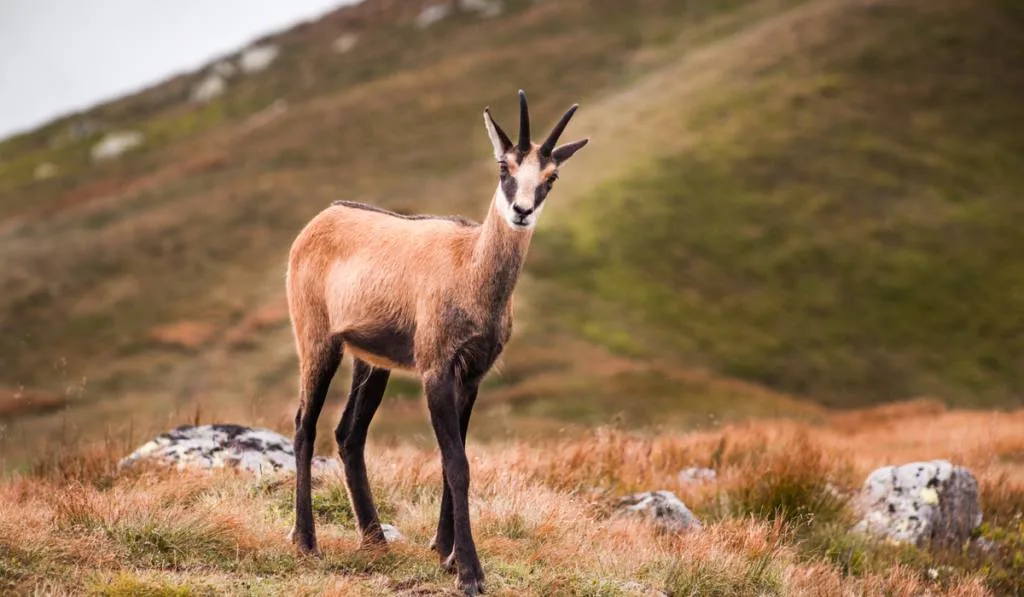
left=498, top=161, right=509, bottom=177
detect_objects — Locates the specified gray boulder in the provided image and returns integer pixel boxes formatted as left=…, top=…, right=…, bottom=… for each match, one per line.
left=119, top=424, right=339, bottom=477
left=852, top=460, right=981, bottom=548
left=616, top=490, right=701, bottom=533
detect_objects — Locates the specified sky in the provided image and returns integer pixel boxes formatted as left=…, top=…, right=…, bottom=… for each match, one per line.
left=0, top=0, right=357, bottom=140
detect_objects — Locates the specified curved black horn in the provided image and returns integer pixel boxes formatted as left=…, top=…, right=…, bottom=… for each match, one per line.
left=518, top=89, right=531, bottom=152
left=541, top=104, right=578, bottom=156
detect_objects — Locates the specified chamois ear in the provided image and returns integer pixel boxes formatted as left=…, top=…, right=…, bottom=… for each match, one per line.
left=483, top=108, right=513, bottom=160
left=551, top=138, right=589, bottom=164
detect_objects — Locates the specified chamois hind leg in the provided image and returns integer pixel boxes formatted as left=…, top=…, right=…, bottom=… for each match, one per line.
left=289, top=333, right=342, bottom=556
left=425, top=369, right=485, bottom=595
left=431, top=374, right=481, bottom=566
left=335, top=358, right=390, bottom=549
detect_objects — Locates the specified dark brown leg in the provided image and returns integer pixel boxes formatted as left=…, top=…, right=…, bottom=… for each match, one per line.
left=335, top=358, right=390, bottom=548
left=431, top=375, right=480, bottom=565
left=290, top=336, right=342, bottom=556
left=425, top=370, right=485, bottom=595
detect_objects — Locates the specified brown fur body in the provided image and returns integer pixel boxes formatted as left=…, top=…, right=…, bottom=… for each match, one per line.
left=286, top=196, right=528, bottom=375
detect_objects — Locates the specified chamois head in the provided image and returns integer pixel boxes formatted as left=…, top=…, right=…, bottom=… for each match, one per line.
left=483, top=90, right=589, bottom=230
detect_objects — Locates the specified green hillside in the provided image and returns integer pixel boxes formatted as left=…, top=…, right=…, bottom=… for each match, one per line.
left=1, top=0, right=1022, bottom=466
left=534, top=0, right=1024, bottom=407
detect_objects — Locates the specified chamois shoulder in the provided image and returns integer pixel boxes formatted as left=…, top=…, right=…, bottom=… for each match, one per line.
left=330, top=200, right=478, bottom=228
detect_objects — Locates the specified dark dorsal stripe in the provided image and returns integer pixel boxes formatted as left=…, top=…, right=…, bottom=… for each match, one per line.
left=332, top=200, right=478, bottom=227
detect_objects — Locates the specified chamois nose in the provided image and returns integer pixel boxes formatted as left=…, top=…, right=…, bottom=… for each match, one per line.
left=512, top=204, right=533, bottom=217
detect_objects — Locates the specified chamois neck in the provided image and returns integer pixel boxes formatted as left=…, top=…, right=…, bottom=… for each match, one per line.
left=470, top=188, right=533, bottom=312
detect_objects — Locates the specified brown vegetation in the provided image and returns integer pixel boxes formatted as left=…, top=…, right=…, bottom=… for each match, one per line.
left=2, top=406, right=1021, bottom=595
left=148, top=321, right=219, bottom=351
left=0, top=387, right=68, bottom=418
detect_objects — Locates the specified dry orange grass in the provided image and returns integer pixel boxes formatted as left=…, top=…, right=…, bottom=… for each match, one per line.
left=3, top=406, right=1020, bottom=595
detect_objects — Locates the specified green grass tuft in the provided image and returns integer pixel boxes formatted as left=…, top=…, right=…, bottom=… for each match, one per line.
left=104, top=516, right=240, bottom=570
left=89, top=573, right=200, bottom=597
left=663, top=550, right=784, bottom=597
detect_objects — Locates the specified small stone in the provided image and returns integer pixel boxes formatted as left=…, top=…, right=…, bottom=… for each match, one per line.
left=616, top=490, right=701, bottom=533
left=239, top=44, right=279, bottom=74
left=191, top=73, right=226, bottom=103
left=974, top=537, right=998, bottom=554
left=91, top=131, right=144, bottom=161
left=678, top=467, right=716, bottom=484
left=618, top=580, right=668, bottom=596
left=415, top=4, right=452, bottom=29
left=212, top=60, right=237, bottom=78
left=332, top=33, right=359, bottom=54
left=381, top=523, right=404, bottom=542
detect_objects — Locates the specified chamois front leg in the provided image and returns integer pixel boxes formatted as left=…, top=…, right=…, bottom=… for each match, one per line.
left=431, top=374, right=481, bottom=566
left=425, top=370, right=485, bottom=595
left=290, top=336, right=342, bottom=556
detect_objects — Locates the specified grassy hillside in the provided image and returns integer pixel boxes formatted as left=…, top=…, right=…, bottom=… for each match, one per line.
left=3, top=403, right=1023, bottom=595
left=534, top=0, right=1024, bottom=408
left=1, top=0, right=1023, bottom=468
left=0, top=0, right=819, bottom=466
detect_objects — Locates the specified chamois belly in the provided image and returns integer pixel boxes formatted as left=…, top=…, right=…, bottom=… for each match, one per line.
left=340, top=324, right=416, bottom=371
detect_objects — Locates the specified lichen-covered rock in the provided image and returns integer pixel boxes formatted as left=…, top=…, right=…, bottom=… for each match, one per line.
left=119, top=424, right=339, bottom=476
left=616, top=490, right=702, bottom=533
left=852, top=460, right=981, bottom=548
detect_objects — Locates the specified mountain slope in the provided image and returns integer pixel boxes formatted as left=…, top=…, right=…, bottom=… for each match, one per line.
left=1, top=0, right=1022, bottom=465
left=533, top=0, right=1024, bottom=407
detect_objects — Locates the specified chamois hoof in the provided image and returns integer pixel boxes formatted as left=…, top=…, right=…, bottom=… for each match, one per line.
left=295, top=541, right=322, bottom=558
left=288, top=526, right=322, bottom=558
left=442, top=550, right=458, bottom=574
left=457, top=577, right=485, bottom=596
left=358, top=531, right=388, bottom=552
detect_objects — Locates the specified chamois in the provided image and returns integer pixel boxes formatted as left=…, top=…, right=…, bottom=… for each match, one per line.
left=285, top=90, right=588, bottom=595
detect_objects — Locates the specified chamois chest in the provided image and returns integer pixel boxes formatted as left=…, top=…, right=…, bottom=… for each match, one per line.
left=431, top=303, right=512, bottom=379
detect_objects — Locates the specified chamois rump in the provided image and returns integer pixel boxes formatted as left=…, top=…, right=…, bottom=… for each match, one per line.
left=285, top=90, right=589, bottom=594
